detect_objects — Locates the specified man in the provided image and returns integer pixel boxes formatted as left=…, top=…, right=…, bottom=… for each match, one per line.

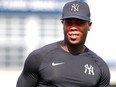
left=17, top=1, right=110, bottom=87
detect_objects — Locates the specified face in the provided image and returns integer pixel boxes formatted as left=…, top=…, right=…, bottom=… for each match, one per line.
left=62, top=18, right=92, bottom=46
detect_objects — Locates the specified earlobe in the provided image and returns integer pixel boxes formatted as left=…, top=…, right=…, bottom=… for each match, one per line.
left=88, top=27, right=91, bottom=31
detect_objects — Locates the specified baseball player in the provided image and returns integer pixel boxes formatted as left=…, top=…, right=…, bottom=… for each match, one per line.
left=17, top=1, right=110, bottom=87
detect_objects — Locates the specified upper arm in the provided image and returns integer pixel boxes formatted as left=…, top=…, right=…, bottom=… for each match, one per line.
left=16, top=50, right=42, bottom=87
left=98, top=60, right=110, bottom=87
left=16, top=71, right=39, bottom=87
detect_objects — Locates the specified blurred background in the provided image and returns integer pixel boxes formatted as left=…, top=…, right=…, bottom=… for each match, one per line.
left=0, top=0, right=116, bottom=87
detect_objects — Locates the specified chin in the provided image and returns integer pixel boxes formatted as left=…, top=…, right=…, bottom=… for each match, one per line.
left=64, top=36, right=84, bottom=46
left=67, top=40, right=81, bottom=46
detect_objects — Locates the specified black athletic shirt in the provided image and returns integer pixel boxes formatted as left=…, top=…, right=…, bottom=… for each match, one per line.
left=17, top=41, right=110, bottom=87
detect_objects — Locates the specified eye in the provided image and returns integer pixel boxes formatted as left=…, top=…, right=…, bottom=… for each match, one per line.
left=64, top=21, right=72, bottom=26
left=76, top=21, right=87, bottom=26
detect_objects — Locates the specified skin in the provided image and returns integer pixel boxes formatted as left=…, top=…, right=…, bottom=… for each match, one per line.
left=61, top=18, right=92, bottom=55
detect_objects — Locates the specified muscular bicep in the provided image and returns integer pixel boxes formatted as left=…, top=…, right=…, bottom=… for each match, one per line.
left=17, top=50, right=42, bottom=87
left=98, top=63, right=110, bottom=87
left=17, top=71, right=39, bottom=87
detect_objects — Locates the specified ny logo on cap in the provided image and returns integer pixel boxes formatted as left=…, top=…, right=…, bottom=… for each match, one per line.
left=71, top=3, right=79, bottom=12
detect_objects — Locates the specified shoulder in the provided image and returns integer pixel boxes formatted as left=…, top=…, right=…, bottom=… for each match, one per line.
left=85, top=47, right=110, bottom=85
left=26, top=41, right=60, bottom=61
left=86, top=47, right=110, bottom=76
left=32, top=41, right=59, bottom=56
left=23, top=41, right=60, bottom=70
left=86, top=48, right=108, bottom=67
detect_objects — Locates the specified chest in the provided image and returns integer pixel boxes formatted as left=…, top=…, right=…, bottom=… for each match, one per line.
left=38, top=53, right=101, bottom=87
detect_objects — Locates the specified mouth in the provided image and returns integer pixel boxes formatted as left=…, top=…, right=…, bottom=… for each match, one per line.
left=68, top=33, right=79, bottom=40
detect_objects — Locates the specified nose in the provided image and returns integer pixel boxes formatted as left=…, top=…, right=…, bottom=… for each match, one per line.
left=70, top=26, right=78, bottom=31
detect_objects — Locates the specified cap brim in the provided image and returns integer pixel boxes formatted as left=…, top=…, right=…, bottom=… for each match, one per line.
left=60, top=16, right=90, bottom=21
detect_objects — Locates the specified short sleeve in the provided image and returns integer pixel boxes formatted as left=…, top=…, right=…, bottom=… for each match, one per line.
left=16, top=50, right=42, bottom=87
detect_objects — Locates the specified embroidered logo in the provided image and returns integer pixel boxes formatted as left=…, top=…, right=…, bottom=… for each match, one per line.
left=71, top=3, right=79, bottom=12
left=52, top=62, right=65, bottom=66
left=84, top=64, right=94, bottom=75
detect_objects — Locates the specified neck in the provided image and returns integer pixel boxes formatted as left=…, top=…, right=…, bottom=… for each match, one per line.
left=60, top=41, right=85, bottom=55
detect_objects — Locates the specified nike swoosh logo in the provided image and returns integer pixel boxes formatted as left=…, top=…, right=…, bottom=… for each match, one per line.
left=52, top=62, right=65, bottom=66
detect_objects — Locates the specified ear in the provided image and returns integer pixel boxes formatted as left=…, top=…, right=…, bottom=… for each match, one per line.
left=88, top=22, right=92, bottom=31
left=61, top=20, right=63, bottom=24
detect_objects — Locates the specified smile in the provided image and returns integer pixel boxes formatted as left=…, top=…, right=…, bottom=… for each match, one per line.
left=68, top=34, right=79, bottom=39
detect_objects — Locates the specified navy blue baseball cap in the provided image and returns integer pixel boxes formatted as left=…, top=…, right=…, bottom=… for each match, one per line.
left=61, top=0, right=91, bottom=21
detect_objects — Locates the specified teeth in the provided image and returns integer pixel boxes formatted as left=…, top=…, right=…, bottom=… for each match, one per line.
left=70, top=34, right=78, bottom=39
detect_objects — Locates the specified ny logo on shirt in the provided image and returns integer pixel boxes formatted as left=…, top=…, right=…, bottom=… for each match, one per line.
left=71, top=3, right=79, bottom=12
left=84, top=64, right=94, bottom=75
